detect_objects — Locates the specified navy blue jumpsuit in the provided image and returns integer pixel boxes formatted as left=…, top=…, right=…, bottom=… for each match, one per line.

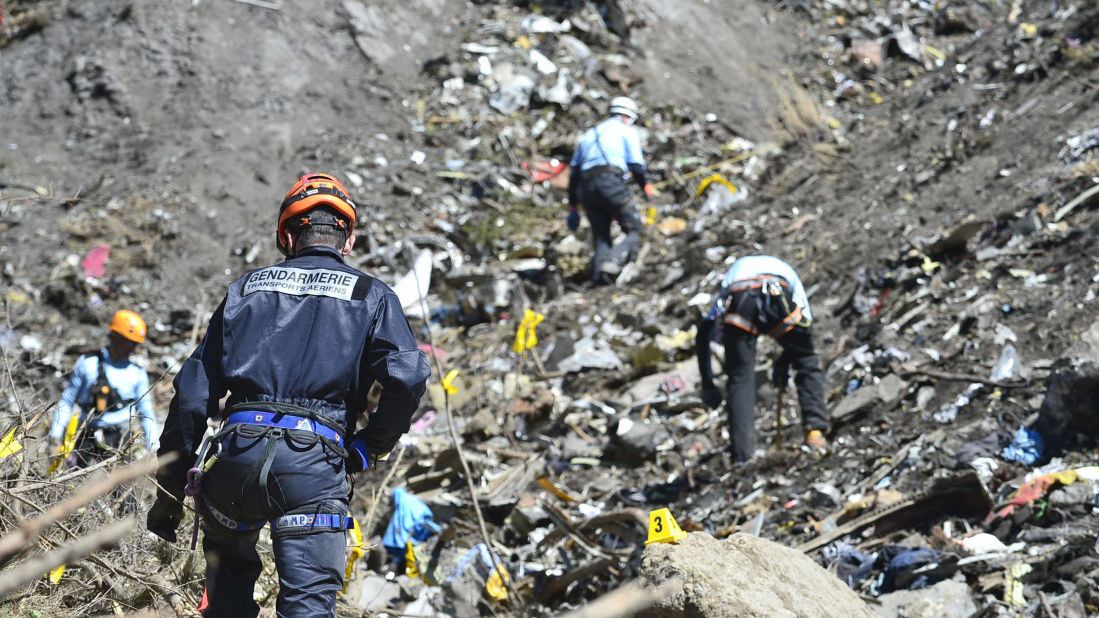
left=156, top=245, right=430, bottom=617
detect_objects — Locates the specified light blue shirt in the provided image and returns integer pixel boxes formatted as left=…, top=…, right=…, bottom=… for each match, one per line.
left=570, top=117, right=645, bottom=172
left=718, top=255, right=813, bottom=323
left=51, top=348, right=158, bottom=449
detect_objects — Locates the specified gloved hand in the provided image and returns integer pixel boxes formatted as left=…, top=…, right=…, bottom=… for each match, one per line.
left=771, top=362, right=790, bottom=389
left=566, top=208, right=581, bottom=231
left=147, top=495, right=183, bottom=543
left=346, top=436, right=371, bottom=474
left=642, top=183, right=656, bottom=200
left=701, top=383, right=723, bottom=409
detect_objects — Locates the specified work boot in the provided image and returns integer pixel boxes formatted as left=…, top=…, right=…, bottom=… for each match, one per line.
left=804, top=429, right=829, bottom=454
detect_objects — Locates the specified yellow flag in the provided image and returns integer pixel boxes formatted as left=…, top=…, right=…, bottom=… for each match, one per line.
left=405, top=541, right=419, bottom=578
left=49, top=413, right=81, bottom=474
left=485, top=564, right=510, bottom=601
left=0, top=427, right=23, bottom=459
left=49, top=564, right=65, bottom=585
left=441, top=369, right=461, bottom=395
left=512, top=309, right=545, bottom=354
left=341, top=517, right=365, bottom=594
left=694, top=173, right=738, bottom=198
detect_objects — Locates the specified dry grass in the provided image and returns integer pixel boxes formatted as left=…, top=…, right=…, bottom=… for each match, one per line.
left=761, top=71, right=831, bottom=147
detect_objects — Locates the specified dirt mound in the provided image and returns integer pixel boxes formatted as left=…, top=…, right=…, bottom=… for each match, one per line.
left=639, top=533, right=874, bottom=618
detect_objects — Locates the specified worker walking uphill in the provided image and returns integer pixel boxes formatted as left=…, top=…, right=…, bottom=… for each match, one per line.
left=695, top=255, right=830, bottom=462
left=49, top=309, right=158, bottom=467
left=567, top=96, right=654, bottom=285
left=147, top=173, right=430, bottom=617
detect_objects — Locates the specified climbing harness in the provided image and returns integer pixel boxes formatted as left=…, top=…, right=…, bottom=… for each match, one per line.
left=722, top=275, right=807, bottom=338
left=184, top=402, right=353, bottom=544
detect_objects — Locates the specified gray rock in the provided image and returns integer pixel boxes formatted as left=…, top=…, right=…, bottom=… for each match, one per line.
left=354, top=574, right=401, bottom=612
left=1049, top=482, right=1096, bottom=507
left=833, top=374, right=908, bottom=421
left=874, top=578, right=976, bottom=618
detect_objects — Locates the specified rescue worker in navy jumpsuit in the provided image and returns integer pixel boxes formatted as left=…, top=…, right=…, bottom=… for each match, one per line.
left=147, top=173, right=430, bottom=617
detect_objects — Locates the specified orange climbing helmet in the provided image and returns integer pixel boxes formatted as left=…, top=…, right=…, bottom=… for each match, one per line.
left=277, top=173, right=357, bottom=252
left=109, top=309, right=147, bottom=344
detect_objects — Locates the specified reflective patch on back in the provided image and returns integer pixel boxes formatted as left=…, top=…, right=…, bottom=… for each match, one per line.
left=243, top=267, right=359, bottom=301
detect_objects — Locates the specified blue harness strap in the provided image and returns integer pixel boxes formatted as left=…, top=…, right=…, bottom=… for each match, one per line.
left=271, top=513, right=354, bottom=532
left=225, top=411, right=344, bottom=447
left=202, top=499, right=353, bottom=533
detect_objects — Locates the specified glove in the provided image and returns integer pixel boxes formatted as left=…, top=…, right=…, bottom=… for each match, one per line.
left=566, top=208, right=581, bottom=231
left=643, top=183, right=656, bottom=200
left=147, top=495, right=183, bottom=543
left=772, top=362, right=790, bottom=389
left=346, top=436, right=371, bottom=474
left=701, top=383, right=723, bottom=409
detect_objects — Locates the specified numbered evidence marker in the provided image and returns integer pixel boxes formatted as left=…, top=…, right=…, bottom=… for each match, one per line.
left=645, top=507, right=689, bottom=545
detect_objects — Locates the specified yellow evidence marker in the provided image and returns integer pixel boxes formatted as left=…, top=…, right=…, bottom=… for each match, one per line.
left=645, top=507, right=688, bottom=545
left=341, top=517, right=366, bottom=594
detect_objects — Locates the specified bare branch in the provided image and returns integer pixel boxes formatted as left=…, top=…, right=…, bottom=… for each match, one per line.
left=0, top=454, right=173, bottom=564
left=0, top=518, right=135, bottom=596
left=556, top=578, right=684, bottom=618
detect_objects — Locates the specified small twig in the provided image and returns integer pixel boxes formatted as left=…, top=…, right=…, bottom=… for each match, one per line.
left=900, top=368, right=1026, bottom=389
left=362, top=446, right=408, bottom=536
left=0, top=178, right=48, bottom=194
left=542, top=502, right=611, bottom=559
left=189, top=288, right=208, bottom=349
left=1038, top=590, right=1055, bottom=618
left=232, top=0, right=280, bottom=9
left=1054, top=180, right=1099, bottom=222
left=556, top=578, right=683, bottom=618
left=0, top=518, right=135, bottom=596
left=10, top=453, right=121, bottom=493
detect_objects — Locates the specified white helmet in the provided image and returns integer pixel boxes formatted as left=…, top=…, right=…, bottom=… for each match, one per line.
left=608, top=96, right=639, bottom=121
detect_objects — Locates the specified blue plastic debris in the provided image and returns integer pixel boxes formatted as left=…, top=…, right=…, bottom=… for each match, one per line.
left=1001, top=426, right=1045, bottom=466
left=382, top=487, right=442, bottom=555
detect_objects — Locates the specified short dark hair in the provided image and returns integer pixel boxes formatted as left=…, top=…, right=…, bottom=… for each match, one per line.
left=289, top=206, right=351, bottom=250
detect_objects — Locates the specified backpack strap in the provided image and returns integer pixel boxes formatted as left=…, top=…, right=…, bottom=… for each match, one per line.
left=90, top=350, right=123, bottom=414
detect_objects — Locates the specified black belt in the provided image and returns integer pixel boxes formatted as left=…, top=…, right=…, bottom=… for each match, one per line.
left=584, top=164, right=625, bottom=177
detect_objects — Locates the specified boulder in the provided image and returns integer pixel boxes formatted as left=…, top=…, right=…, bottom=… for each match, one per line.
left=638, top=532, right=874, bottom=618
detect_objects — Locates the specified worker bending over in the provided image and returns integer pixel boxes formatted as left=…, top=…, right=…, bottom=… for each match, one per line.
left=696, top=255, right=830, bottom=462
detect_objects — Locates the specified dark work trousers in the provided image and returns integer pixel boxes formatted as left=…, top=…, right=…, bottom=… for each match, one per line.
left=723, top=290, right=829, bottom=462
left=579, top=167, right=642, bottom=284
left=73, top=424, right=128, bottom=467
left=199, top=427, right=349, bottom=618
